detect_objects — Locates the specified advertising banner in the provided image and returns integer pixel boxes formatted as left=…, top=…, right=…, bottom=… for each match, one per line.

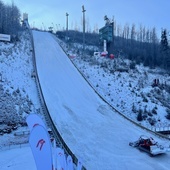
left=55, top=147, right=67, bottom=170
left=0, top=34, right=11, bottom=42
left=29, top=125, right=53, bottom=170
left=67, top=155, right=73, bottom=170
left=26, top=114, right=46, bottom=131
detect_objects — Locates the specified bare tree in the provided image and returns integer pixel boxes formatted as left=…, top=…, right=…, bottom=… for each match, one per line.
left=0, top=1, right=21, bottom=35
left=131, top=24, right=136, bottom=40
left=142, top=26, right=146, bottom=42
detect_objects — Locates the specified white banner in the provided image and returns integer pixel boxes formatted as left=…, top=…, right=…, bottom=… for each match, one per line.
left=55, top=147, right=67, bottom=170
left=67, top=155, right=73, bottom=170
left=29, top=125, right=53, bottom=170
left=0, top=34, right=10, bottom=42
left=77, top=159, right=83, bottom=170
left=26, top=114, right=46, bottom=131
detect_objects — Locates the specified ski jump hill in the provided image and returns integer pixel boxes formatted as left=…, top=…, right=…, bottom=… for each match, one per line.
left=32, top=30, right=170, bottom=170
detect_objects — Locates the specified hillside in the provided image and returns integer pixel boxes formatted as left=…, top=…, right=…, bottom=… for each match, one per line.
left=2, top=29, right=167, bottom=133
left=0, top=30, right=170, bottom=169
left=33, top=31, right=170, bottom=170
left=0, top=30, right=41, bottom=146
left=0, top=29, right=169, bottom=139
left=57, top=37, right=170, bottom=132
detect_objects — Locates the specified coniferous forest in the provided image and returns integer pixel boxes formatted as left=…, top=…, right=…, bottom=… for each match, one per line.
left=0, top=0, right=169, bottom=71
left=57, top=23, right=170, bottom=71
left=0, top=0, right=21, bottom=35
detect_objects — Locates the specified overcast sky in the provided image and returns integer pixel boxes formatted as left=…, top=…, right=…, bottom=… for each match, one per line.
left=4, top=0, right=170, bottom=35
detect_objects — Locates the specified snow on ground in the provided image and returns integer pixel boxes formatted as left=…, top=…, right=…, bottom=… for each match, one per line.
left=33, top=30, right=170, bottom=170
left=72, top=58, right=169, bottom=128
left=0, top=30, right=41, bottom=169
left=0, top=29, right=170, bottom=170
left=0, top=30, right=42, bottom=136
left=0, top=145, right=36, bottom=170
left=59, top=38, right=170, bottom=130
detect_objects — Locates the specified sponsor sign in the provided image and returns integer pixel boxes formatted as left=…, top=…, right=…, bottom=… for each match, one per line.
left=29, top=125, right=53, bottom=170
left=0, top=34, right=11, bottom=42
left=55, top=147, right=67, bottom=170
left=26, top=114, right=46, bottom=131
left=77, top=159, right=83, bottom=170
left=67, top=155, right=73, bottom=170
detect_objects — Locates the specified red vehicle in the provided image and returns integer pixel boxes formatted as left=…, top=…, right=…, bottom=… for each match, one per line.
left=129, top=135, right=170, bottom=156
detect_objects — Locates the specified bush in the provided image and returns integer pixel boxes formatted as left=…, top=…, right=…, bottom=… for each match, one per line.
left=130, top=61, right=136, bottom=69
left=165, top=113, right=170, bottom=120
left=152, top=108, right=157, bottom=115
left=148, top=118, right=156, bottom=126
left=137, top=109, right=143, bottom=121
left=148, top=111, right=153, bottom=117
left=143, top=97, right=148, bottom=102
left=132, top=103, right=137, bottom=113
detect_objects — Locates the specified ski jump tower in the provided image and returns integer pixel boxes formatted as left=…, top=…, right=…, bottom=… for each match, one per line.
left=22, top=13, right=29, bottom=29
left=99, top=15, right=114, bottom=55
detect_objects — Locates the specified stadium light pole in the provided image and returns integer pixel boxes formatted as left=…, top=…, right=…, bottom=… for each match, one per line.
left=33, top=21, right=35, bottom=29
left=82, top=5, right=86, bottom=57
left=51, top=22, right=55, bottom=33
left=59, top=24, right=60, bottom=31
left=112, top=16, right=114, bottom=48
left=56, top=24, right=58, bottom=32
left=42, top=23, right=44, bottom=31
left=66, top=12, right=69, bottom=41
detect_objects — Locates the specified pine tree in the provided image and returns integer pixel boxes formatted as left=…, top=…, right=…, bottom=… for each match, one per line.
left=137, top=109, right=143, bottom=121
left=160, top=29, right=170, bottom=70
left=161, top=29, right=168, bottom=51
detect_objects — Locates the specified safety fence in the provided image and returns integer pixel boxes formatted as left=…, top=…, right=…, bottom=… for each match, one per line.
left=154, top=126, right=170, bottom=134
left=0, top=142, right=29, bottom=152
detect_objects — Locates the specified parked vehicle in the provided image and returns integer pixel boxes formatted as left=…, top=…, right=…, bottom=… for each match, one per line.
left=129, top=135, right=170, bottom=156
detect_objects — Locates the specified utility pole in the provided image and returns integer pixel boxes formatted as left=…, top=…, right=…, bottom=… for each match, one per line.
left=66, top=12, right=69, bottom=41
left=112, top=16, right=114, bottom=48
left=82, top=5, right=86, bottom=57
left=66, top=13, right=69, bottom=32
left=42, top=22, right=45, bottom=31
left=51, top=22, right=54, bottom=33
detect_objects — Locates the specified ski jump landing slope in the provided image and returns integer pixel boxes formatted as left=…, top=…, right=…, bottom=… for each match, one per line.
left=33, top=31, right=170, bottom=170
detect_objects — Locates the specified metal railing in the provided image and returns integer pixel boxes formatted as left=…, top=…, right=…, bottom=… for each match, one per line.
left=0, top=142, right=29, bottom=152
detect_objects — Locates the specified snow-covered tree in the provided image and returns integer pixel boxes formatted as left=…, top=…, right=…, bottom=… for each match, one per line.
left=160, top=29, right=170, bottom=70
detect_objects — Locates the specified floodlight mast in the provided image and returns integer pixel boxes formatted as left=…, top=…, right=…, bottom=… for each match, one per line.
left=66, top=12, right=69, bottom=32
left=66, top=12, right=69, bottom=41
left=82, top=5, right=86, bottom=57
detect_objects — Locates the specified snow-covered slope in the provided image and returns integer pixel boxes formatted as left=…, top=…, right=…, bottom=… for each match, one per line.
left=0, top=31, right=41, bottom=134
left=0, top=146, right=36, bottom=170
left=33, top=30, right=170, bottom=170
left=0, top=31, right=42, bottom=169
left=59, top=39, right=170, bottom=131
left=0, top=30, right=169, bottom=170
left=72, top=58, right=170, bottom=129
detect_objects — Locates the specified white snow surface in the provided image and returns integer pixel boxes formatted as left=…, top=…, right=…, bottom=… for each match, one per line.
left=0, top=30, right=170, bottom=170
left=0, top=31, right=40, bottom=169
left=0, top=146, right=36, bottom=170
left=32, top=30, right=170, bottom=170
